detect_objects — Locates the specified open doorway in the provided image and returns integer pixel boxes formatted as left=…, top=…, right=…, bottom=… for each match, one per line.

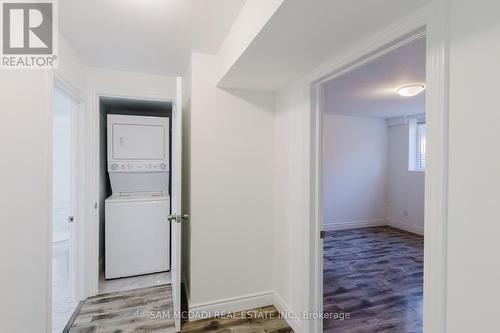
left=96, top=97, right=173, bottom=294
left=68, top=82, right=185, bottom=331
left=52, top=83, right=82, bottom=333
left=321, top=36, right=426, bottom=332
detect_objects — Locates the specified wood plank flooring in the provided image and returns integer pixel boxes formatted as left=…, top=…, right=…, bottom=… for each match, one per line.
left=69, top=284, right=176, bottom=332
left=67, top=284, right=292, bottom=332
left=67, top=226, right=422, bottom=332
left=323, top=226, right=424, bottom=333
left=181, top=305, right=293, bottom=333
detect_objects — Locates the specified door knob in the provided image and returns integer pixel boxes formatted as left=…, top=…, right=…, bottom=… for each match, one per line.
left=167, top=214, right=176, bottom=222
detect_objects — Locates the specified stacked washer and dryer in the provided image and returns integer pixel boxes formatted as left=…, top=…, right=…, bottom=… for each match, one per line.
left=105, top=114, right=170, bottom=279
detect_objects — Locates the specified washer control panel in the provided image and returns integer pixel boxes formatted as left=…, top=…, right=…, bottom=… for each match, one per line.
left=109, top=162, right=168, bottom=172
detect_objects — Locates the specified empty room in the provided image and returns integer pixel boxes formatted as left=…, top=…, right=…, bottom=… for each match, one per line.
left=321, top=37, right=426, bottom=332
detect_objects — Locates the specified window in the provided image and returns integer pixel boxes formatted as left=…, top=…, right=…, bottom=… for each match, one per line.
left=409, top=116, right=426, bottom=171
left=416, top=120, right=426, bottom=170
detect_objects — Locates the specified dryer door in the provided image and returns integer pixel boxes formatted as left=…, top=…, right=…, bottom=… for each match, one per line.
left=112, top=123, right=165, bottom=160
left=107, top=115, right=170, bottom=163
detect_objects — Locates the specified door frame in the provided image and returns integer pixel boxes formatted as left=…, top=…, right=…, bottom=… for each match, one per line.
left=49, top=72, right=86, bottom=332
left=307, top=1, right=449, bottom=332
left=83, top=90, right=177, bottom=297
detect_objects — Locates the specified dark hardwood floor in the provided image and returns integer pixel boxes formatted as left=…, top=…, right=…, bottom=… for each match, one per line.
left=323, top=226, right=424, bottom=333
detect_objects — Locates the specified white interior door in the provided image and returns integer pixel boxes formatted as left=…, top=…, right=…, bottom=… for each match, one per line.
left=170, top=78, right=184, bottom=332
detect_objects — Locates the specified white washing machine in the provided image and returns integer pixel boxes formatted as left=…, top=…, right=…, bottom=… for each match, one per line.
left=105, top=114, right=170, bottom=279
left=105, top=192, right=170, bottom=279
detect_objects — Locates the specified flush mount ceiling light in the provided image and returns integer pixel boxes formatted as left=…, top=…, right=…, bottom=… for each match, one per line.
left=396, top=83, right=426, bottom=97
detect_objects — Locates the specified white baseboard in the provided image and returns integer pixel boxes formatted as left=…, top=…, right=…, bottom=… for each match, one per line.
left=273, top=292, right=303, bottom=332
left=188, top=290, right=303, bottom=332
left=324, top=219, right=424, bottom=236
left=189, top=291, right=275, bottom=317
left=387, top=220, right=424, bottom=235
left=324, top=219, right=386, bottom=231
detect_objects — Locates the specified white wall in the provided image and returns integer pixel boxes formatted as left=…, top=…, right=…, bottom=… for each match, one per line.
left=85, top=68, right=177, bottom=100
left=57, top=34, right=87, bottom=94
left=216, top=0, right=284, bottom=82
left=273, top=79, right=312, bottom=332
left=0, top=34, right=86, bottom=333
left=322, top=114, right=387, bottom=228
left=387, top=123, right=425, bottom=233
left=446, top=1, right=500, bottom=332
left=0, top=71, right=52, bottom=333
left=186, top=53, right=275, bottom=308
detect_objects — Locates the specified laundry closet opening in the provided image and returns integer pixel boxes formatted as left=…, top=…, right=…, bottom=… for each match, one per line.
left=98, top=97, right=173, bottom=294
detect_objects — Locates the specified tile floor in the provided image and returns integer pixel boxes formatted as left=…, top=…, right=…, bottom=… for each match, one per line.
left=99, top=271, right=172, bottom=294
left=52, top=240, right=79, bottom=333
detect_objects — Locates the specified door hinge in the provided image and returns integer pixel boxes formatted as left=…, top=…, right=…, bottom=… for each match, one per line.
left=167, top=213, right=189, bottom=223
left=320, top=230, right=326, bottom=239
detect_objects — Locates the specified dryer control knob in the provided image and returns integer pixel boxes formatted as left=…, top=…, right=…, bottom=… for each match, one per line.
left=160, top=163, right=166, bottom=170
left=111, top=163, right=118, bottom=171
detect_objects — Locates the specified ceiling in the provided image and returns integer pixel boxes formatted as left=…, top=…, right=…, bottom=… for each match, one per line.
left=218, top=0, right=430, bottom=91
left=324, top=37, right=426, bottom=119
left=59, top=0, right=246, bottom=76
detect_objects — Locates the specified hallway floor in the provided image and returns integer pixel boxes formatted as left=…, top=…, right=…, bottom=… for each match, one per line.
left=181, top=305, right=293, bottom=333
left=323, top=226, right=424, bottom=333
left=69, top=284, right=176, bottom=332
left=67, top=284, right=292, bottom=332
